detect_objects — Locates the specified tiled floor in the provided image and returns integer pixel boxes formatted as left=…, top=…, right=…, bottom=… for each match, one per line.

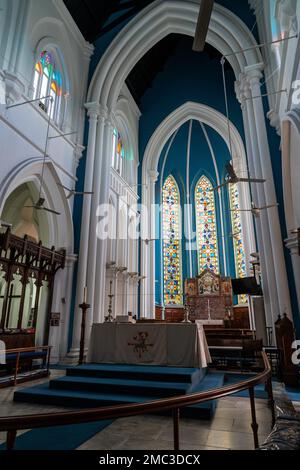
left=77, top=397, right=271, bottom=450
left=0, top=369, right=274, bottom=450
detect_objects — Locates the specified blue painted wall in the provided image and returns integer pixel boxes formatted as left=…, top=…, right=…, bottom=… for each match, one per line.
left=154, top=119, right=239, bottom=306
left=136, top=38, right=244, bottom=305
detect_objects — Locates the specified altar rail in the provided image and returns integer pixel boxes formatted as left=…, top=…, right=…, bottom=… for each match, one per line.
left=0, top=346, right=52, bottom=387
left=0, top=352, right=274, bottom=450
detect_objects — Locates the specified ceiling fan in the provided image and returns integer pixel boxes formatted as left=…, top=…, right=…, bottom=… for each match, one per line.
left=231, top=201, right=278, bottom=217
left=57, top=183, right=94, bottom=200
left=0, top=220, right=12, bottom=229
left=24, top=197, right=61, bottom=216
left=212, top=163, right=266, bottom=191
left=141, top=238, right=156, bottom=245
left=193, top=0, right=214, bottom=52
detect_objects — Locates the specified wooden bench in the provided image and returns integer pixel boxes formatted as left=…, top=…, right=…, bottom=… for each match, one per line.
left=0, top=346, right=51, bottom=387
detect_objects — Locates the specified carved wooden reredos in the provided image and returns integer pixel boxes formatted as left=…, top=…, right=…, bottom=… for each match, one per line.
left=185, top=270, right=232, bottom=321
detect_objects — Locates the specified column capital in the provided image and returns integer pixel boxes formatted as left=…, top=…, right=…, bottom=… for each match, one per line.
left=148, top=169, right=159, bottom=183
left=65, top=253, right=78, bottom=266
left=235, top=74, right=251, bottom=105
left=85, top=101, right=100, bottom=120
left=285, top=235, right=300, bottom=255
left=74, top=144, right=85, bottom=163
left=244, top=63, right=264, bottom=86
left=82, top=42, right=95, bottom=62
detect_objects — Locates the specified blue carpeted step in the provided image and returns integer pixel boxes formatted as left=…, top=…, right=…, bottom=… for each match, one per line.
left=50, top=375, right=188, bottom=397
left=182, top=371, right=225, bottom=419
left=14, top=383, right=212, bottom=419
left=66, top=363, right=204, bottom=384
left=14, top=382, right=164, bottom=408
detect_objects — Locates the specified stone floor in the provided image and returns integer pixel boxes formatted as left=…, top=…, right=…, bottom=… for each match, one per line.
left=77, top=397, right=272, bottom=450
left=0, top=369, right=278, bottom=450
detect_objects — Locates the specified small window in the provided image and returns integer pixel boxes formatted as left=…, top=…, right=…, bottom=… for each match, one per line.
left=111, top=128, right=125, bottom=175
left=33, top=51, right=63, bottom=124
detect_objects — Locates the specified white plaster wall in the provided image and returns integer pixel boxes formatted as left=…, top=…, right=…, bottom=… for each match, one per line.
left=0, top=0, right=93, bottom=361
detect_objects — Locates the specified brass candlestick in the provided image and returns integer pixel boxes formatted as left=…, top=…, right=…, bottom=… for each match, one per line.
left=182, top=294, right=191, bottom=323
left=105, top=280, right=115, bottom=322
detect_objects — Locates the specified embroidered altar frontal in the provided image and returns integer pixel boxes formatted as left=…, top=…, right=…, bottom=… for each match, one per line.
left=87, top=323, right=211, bottom=368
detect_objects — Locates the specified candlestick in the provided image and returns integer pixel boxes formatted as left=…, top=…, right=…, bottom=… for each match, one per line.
left=83, top=286, right=87, bottom=303
left=207, top=299, right=211, bottom=320
left=78, top=300, right=90, bottom=365
left=105, top=280, right=114, bottom=322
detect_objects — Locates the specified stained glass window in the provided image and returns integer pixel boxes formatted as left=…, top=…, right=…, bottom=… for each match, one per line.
left=112, top=128, right=125, bottom=175
left=195, top=176, right=219, bottom=273
left=33, top=51, right=63, bottom=122
left=162, top=175, right=182, bottom=305
left=229, top=183, right=247, bottom=303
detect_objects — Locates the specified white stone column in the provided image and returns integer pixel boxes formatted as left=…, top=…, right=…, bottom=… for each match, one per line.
left=48, top=269, right=63, bottom=363
left=59, top=254, right=77, bottom=361
left=245, top=64, right=292, bottom=320
left=242, top=74, right=281, bottom=327
left=147, top=170, right=159, bottom=318
left=237, top=77, right=274, bottom=327
left=69, top=102, right=99, bottom=358
left=140, top=186, right=149, bottom=317
left=93, top=116, right=114, bottom=323
left=86, top=108, right=106, bottom=328
left=123, top=273, right=130, bottom=316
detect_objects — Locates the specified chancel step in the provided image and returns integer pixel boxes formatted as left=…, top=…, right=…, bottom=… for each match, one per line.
left=14, top=364, right=224, bottom=419
left=50, top=376, right=189, bottom=397
left=66, top=364, right=204, bottom=384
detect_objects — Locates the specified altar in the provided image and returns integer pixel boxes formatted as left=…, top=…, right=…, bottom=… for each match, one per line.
left=87, top=323, right=211, bottom=368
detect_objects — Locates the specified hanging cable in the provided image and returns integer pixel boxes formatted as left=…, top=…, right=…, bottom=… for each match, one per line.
left=221, top=57, right=234, bottom=162
left=38, top=97, right=53, bottom=201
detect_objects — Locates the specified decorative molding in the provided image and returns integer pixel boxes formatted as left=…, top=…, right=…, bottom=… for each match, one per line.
left=267, top=109, right=281, bottom=135
left=148, top=169, right=159, bottom=183
left=2, top=71, right=25, bottom=105
left=74, top=144, right=85, bottom=169
left=120, top=83, right=142, bottom=119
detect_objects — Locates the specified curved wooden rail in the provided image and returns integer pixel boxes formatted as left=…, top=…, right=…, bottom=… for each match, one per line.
left=0, top=351, right=274, bottom=450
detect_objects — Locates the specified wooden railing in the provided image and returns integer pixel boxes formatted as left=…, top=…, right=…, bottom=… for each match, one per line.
left=0, top=345, right=52, bottom=386
left=0, top=351, right=274, bottom=450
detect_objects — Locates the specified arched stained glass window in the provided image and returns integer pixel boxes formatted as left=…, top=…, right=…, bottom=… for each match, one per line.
left=195, top=176, right=219, bottom=273
left=229, top=184, right=247, bottom=302
left=33, top=51, right=63, bottom=123
left=112, top=128, right=125, bottom=175
left=269, top=0, right=283, bottom=66
left=162, top=175, right=182, bottom=305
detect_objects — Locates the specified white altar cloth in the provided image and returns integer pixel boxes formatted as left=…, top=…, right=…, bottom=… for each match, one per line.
left=87, top=323, right=211, bottom=368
